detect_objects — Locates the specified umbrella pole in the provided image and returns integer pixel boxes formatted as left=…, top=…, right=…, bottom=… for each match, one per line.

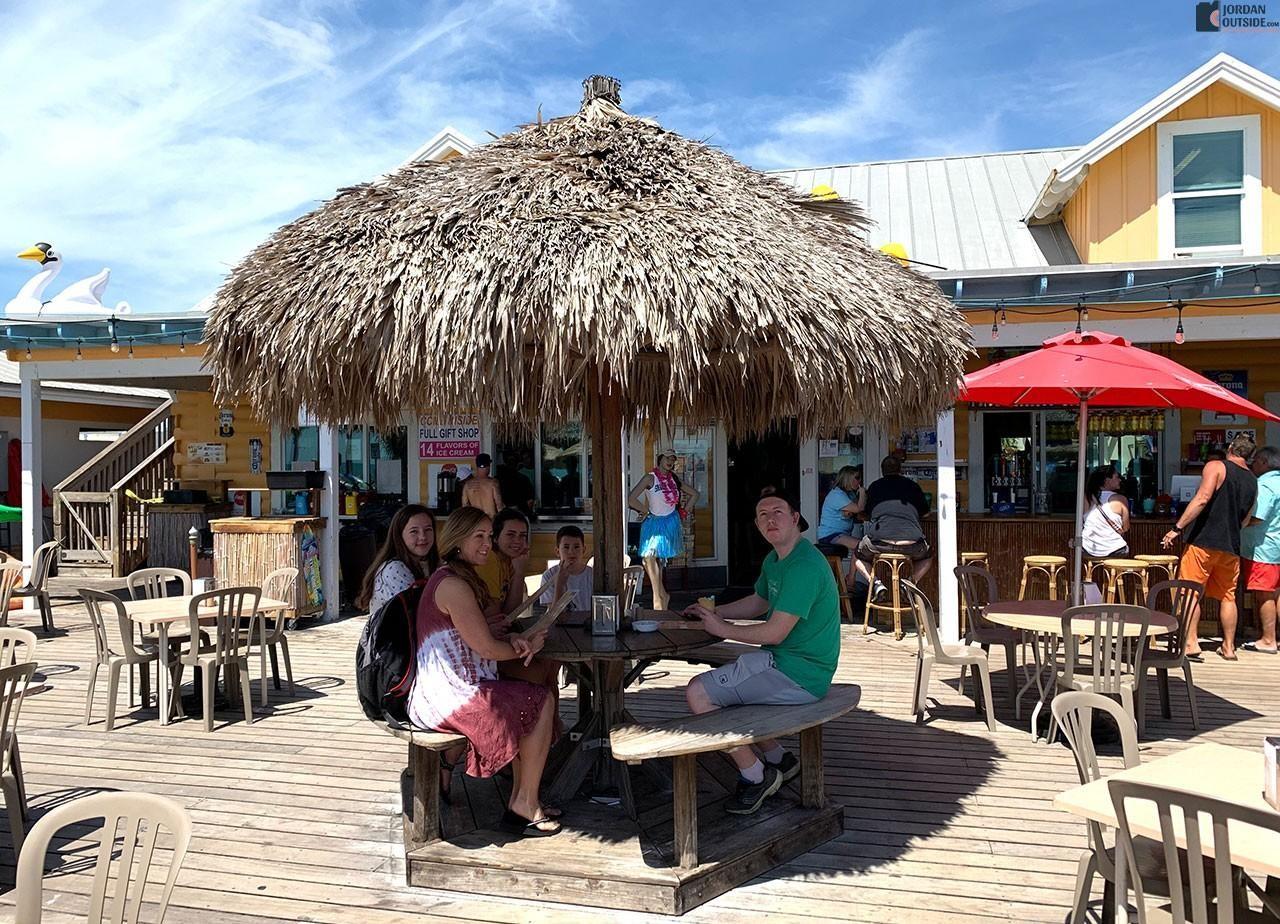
left=1073, top=400, right=1088, bottom=606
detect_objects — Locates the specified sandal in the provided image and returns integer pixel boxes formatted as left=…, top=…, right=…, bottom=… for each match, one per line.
left=498, top=808, right=561, bottom=838
left=1216, top=648, right=1239, bottom=662
left=1244, top=642, right=1279, bottom=654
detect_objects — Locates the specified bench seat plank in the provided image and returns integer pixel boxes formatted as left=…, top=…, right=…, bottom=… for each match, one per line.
left=611, top=684, right=860, bottom=761
left=377, top=723, right=467, bottom=750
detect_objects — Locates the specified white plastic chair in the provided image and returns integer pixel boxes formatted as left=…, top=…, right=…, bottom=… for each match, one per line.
left=15, top=791, right=193, bottom=923
left=239, top=567, right=298, bottom=700
left=902, top=581, right=996, bottom=732
left=80, top=589, right=176, bottom=730
left=621, top=565, right=644, bottom=611
left=1138, top=580, right=1202, bottom=731
left=173, top=587, right=260, bottom=731
left=13, top=541, right=59, bottom=633
left=0, top=559, right=24, bottom=629
left=0, top=660, right=35, bottom=852
left=0, top=627, right=37, bottom=667
left=1051, top=604, right=1150, bottom=741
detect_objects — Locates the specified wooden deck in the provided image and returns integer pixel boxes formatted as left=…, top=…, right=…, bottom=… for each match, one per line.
left=0, top=575, right=1274, bottom=922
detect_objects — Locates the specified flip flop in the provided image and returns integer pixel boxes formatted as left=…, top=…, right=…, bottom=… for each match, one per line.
left=1185, top=650, right=1203, bottom=661
left=1244, top=642, right=1279, bottom=654
left=498, top=808, right=561, bottom=838
left=1216, top=648, right=1239, bottom=662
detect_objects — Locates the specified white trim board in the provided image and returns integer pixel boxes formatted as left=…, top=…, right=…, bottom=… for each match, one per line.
left=1026, top=53, right=1280, bottom=222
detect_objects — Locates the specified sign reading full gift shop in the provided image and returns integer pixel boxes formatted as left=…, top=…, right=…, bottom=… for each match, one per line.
left=418, top=414, right=482, bottom=459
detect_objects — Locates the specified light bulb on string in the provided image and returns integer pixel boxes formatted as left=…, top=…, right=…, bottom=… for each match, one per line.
left=1174, top=299, right=1186, bottom=345
left=1254, top=268, right=1263, bottom=295
left=999, top=306, right=1007, bottom=325
left=179, top=332, right=186, bottom=353
left=1073, top=307, right=1083, bottom=343
left=990, top=310, right=999, bottom=341
left=24, top=340, right=31, bottom=360
left=74, top=340, right=83, bottom=361
left=127, top=338, right=134, bottom=358
left=1081, top=302, right=1089, bottom=323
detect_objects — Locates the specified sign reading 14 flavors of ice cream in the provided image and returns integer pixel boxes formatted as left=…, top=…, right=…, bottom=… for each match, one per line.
left=418, top=413, right=482, bottom=459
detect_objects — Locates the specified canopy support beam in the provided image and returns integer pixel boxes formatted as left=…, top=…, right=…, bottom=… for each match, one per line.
left=587, top=375, right=626, bottom=600
left=1072, top=401, right=1088, bottom=606
left=19, top=364, right=42, bottom=600
left=936, top=409, right=959, bottom=643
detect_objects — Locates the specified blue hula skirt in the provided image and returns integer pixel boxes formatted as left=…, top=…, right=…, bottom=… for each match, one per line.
left=640, top=510, right=683, bottom=560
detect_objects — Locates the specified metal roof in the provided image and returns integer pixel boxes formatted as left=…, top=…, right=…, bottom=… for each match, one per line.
left=770, top=148, right=1081, bottom=273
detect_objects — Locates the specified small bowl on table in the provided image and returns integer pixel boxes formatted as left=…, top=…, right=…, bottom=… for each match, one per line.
left=631, top=619, right=660, bottom=633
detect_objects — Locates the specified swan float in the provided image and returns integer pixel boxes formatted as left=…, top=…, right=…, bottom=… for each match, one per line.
left=4, top=243, right=132, bottom=318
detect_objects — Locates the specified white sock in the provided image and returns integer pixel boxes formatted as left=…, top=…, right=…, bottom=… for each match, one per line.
left=740, top=759, right=764, bottom=784
left=761, top=744, right=785, bottom=765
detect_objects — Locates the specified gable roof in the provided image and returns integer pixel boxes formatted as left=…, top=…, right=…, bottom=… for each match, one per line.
left=1025, top=53, right=1280, bottom=222
left=400, top=126, right=477, bottom=168
left=770, top=148, right=1080, bottom=273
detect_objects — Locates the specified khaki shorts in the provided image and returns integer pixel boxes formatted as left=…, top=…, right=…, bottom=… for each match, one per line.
left=695, top=651, right=817, bottom=708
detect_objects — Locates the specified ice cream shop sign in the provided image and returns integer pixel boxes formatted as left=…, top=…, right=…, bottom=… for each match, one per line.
left=418, top=413, right=482, bottom=459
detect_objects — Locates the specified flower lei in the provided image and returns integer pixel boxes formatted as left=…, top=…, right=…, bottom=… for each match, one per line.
left=653, top=468, right=681, bottom=511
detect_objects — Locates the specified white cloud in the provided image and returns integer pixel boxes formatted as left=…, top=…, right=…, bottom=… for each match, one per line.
left=0, top=0, right=575, bottom=313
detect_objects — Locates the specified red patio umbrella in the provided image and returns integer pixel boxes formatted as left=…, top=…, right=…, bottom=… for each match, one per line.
left=961, top=331, right=1280, bottom=602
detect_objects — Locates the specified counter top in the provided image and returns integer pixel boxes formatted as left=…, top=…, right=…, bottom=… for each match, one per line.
left=954, top=514, right=1175, bottom=524
left=210, top=516, right=327, bottom=534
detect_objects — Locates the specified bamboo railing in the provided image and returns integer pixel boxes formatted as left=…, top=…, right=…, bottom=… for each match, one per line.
left=52, top=399, right=174, bottom=575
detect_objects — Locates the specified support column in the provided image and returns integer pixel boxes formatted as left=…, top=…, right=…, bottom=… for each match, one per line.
left=936, top=409, right=960, bottom=643
left=19, top=365, right=42, bottom=592
left=799, top=437, right=818, bottom=541
left=317, top=423, right=341, bottom=621
left=587, top=372, right=625, bottom=596
left=404, top=411, right=422, bottom=505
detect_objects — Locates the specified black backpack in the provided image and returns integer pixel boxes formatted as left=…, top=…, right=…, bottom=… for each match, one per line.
left=356, top=582, right=427, bottom=726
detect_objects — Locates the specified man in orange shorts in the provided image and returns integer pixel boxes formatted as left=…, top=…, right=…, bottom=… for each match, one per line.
left=1162, top=434, right=1258, bottom=660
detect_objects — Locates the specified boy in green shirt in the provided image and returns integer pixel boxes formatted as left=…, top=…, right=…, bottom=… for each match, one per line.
left=684, top=492, right=840, bottom=814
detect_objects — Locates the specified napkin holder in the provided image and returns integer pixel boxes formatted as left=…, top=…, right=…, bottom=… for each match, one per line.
left=591, top=594, right=619, bottom=636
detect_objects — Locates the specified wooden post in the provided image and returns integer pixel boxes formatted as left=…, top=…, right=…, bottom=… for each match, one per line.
left=799, top=725, right=824, bottom=808
left=586, top=374, right=625, bottom=596
left=188, top=527, right=199, bottom=580
left=672, top=754, right=698, bottom=868
left=407, top=742, right=441, bottom=849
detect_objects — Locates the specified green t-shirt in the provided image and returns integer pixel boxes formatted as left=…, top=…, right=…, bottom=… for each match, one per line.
left=752, top=538, right=840, bottom=697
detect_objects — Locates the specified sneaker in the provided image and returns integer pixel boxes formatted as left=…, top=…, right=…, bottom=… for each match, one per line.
left=725, top=766, right=783, bottom=815
left=767, top=751, right=800, bottom=783
left=871, top=579, right=888, bottom=602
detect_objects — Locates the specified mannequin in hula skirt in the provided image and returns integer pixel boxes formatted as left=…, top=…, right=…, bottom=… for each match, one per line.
left=628, top=450, right=700, bottom=611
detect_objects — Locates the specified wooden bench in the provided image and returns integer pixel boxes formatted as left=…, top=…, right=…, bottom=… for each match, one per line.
left=372, top=720, right=466, bottom=850
left=609, top=683, right=861, bottom=869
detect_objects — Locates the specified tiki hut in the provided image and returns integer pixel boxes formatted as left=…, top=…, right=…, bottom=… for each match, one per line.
left=206, top=75, right=972, bottom=592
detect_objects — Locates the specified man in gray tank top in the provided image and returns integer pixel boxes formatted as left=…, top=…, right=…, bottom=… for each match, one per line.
left=1162, top=433, right=1258, bottom=660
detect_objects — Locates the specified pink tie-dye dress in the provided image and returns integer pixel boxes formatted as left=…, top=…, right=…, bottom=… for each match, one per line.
left=407, top=567, right=547, bottom=778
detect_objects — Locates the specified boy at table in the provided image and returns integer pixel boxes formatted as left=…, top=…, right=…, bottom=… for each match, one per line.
left=683, top=491, right=840, bottom=815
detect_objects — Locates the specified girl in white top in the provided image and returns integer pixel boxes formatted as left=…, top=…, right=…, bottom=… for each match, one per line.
left=358, top=504, right=440, bottom=615
left=1081, top=465, right=1130, bottom=559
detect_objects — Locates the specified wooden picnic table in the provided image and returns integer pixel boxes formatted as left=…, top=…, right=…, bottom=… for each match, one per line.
left=537, top=612, right=713, bottom=818
left=123, top=594, right=290, bottom=725
left=984, top=601, right=1175, bottom=740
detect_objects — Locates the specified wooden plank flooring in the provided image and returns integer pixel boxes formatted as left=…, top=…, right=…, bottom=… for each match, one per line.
left=0, top=576, right=1274, bottom=921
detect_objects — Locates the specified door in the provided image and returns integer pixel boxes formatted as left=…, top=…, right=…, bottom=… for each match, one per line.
left=726, top=422, right=799, bottom=587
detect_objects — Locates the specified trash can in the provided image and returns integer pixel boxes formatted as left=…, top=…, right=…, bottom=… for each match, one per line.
left=338, top=523, right=376, bottom=608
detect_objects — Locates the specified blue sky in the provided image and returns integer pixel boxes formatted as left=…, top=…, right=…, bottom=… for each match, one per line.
left=2, top=0, right=1278, bottom=315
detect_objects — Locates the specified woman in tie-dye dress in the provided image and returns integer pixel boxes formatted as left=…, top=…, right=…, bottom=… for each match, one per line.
left=408, top=506, right=561, bottom=837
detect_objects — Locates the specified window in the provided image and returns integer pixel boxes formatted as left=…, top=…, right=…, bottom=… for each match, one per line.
left=1158, top=115, right=1260, bottom=258
left=495, top=421, right=592, bottom=514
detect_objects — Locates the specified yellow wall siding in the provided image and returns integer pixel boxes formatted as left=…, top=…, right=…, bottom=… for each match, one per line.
left=0, top=396, right=150, bottom=425
left=1061, top=82, right=1280, bottom=262
left=171, top=390, right=271, bottom=488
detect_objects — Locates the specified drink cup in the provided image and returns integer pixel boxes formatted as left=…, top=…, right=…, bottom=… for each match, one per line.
left=697, top=595, right=715, bottom=612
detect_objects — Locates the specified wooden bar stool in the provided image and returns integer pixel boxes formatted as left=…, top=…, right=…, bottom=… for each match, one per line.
left=1135, top=553, right=1179, bottom=584
left=824, top=554, right=855, bottom=623
left=862, top=552, right=912, bottom=640
left=1100, top=558, right=1150, bottom=604
left=957, top=553, right=989, bottom=634
left=1018, top=555, right=1068, bottom=601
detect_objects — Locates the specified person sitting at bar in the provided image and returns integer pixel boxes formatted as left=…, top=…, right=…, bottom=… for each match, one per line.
left=855, top=455, right=932, bottom=584
left=460, top=453, right=504, bottom=517
left=477, top=507, right=532, bottom=617
left=357, top=504, right=439, bottom=615
left=683, top=491, right=839, bottom=816
left=818, top=466, right=866, bottom=587
left=538, top=525, right=594, bottom=610
left=1243, top=445, right=1280, bottom=654
left=1080, top=464, right=1130, bottom=559
left=409, top=505, right=560, bottom=837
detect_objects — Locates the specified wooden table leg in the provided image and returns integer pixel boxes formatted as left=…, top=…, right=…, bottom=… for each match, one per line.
left=673, top=754, right=697, bottom=868
left=407, top=742, right=441, bottom=849
left=799, top=725, right=824, bottom=808
left=157, top=623, right=171, bottom=726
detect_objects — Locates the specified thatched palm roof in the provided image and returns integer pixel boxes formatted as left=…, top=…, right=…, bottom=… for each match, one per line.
left=207, top=76, right=971, bottom=436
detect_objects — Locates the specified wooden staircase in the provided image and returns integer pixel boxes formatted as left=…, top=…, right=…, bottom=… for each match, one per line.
left=52, top=399, right=174, bottom=576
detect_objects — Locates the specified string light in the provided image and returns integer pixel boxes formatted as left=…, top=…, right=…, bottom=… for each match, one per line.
left=127, top=338, right=134, bottom=358
left=74, top=339, right=83, bottom=361
left=1079, top=298, right=1089, bottom=323
left=1254, top=268, right=1263, bottom=295
left=109, top=320, right=120, bottom=353
left=1073, top=306, right=1083, bottom=343
left=179, top=332, right=186, bottom=353
left=990, top=310, right=999, bottom=341
left=1174, top=299, right=1186, bottom=345
left=24, top=340, right=31, bottom=360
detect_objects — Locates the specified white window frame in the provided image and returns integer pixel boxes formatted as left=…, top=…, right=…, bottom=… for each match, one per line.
left=1157, top=114, right=1261, bottom=259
